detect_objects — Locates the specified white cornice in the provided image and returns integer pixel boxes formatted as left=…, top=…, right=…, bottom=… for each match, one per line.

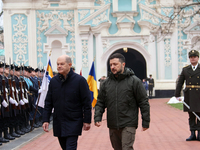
left=112, top=11, right=138, bottom=18
left=78, top=3, right=111, bottom=25
left=183, top=21, right=200, bottom=34
left=44, top=24, right=68, bottom=36
left=139, top=3, right=170, bottom=22
left=91, top=21, right=111, bottom=34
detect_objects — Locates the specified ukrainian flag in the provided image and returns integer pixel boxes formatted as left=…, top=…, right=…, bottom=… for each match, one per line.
left=46, top=59, right=53, bottom=82
left=87, top=61, right=98, bottom=107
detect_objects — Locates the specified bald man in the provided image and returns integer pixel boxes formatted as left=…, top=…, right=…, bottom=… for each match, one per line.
left=42, top=55, right=91, bottom=150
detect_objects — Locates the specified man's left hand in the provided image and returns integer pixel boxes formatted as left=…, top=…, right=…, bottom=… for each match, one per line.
left=83, top=123, right=91, bottom=131
left=142, top=127, right=148, bottom=131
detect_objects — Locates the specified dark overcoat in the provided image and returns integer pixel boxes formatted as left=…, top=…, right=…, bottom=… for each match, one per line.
left=175, top=64, right=200, bottom=112
left=43, top=68, right=91, bottom=137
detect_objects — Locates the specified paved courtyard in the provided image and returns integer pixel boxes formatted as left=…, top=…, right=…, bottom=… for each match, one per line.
left=1, top=98, right=200, bottom=150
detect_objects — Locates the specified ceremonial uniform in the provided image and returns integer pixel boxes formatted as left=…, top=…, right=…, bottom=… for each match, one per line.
left=175, top=50, right=200, bottom=141
left=147, top=75, right=154, bottom=98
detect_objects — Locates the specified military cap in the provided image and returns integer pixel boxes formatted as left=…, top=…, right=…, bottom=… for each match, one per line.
left=11, top=64, right=15, bottom=70
left=0, top=61, right=4, bottom=68
left=15, top=66, right=20, bottom=71
left=189, top=50, right=199, bottom=57
left=35, top=68, right=39, bottom=72
left=5, top=63, right=9, bottom=68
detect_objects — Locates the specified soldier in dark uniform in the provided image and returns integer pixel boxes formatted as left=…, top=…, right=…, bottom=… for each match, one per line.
left=175, top=50, right=200, bottom=141
left=147, top=74, right=154, bottom=98
left=0, top=62, right=9, bottom=144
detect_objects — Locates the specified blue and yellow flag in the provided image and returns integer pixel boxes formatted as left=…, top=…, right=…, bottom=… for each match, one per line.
left=46, top=59, right=53, bottom=82
left=87, top=61, right=98, bottom=107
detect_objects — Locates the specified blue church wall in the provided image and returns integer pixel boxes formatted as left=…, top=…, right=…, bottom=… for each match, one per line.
left=12, top=14, right=29, bottom=66
left=36, top=10, right=75, bottom=68
left=118, top=0, right=132, bottom=11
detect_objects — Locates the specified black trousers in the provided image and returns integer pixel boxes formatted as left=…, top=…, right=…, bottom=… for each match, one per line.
left=58, top=136, right=78, bottom=150
left=188, top=112, right=200, bottom=131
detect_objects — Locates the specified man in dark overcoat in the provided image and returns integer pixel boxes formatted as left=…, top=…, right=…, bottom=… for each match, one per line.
left=175, top=50, right=200, bottom=141
left=43, top=55, right=91, bottom=150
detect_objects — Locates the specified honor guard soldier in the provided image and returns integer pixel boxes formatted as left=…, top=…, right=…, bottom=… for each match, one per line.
left=175, top=50, right=200, bottom=141
left=147, top=74, right=154, bottom=98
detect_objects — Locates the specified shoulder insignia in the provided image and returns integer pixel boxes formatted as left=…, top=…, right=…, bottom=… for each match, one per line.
left=183, top=65, right=189, bottom=68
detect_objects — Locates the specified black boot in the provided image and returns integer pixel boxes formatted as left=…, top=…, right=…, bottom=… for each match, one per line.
left=0, top=132, right=9, bottom=143
left=197, top=131, right=200, bottom=141
left=30, top=120, right=39, bottom=128
left=20, top=123, right=29, bottom=133
left=4, top=129, right=15, bottom=140
left=15, top=126, right=25, bottom=135
left=0, top=142, right=2, bottom=146
left=10, top=127, right=20, bottom=138
left=186, top=130, right=196, bottom=141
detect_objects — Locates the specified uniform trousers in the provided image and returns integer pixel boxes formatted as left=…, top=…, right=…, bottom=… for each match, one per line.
left=58, top=136, right=78, bottom=150
left=188, top=112, right=200, bottom=131
left=109, top=127, right=136, bottom=150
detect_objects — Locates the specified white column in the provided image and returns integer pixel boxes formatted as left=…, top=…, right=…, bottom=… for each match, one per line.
left=4, top=10, right=12, bottom=63
left=157, top=38, right=165, bottom=79
left=28, top=10, right=37, bottom=68
left=147, top=35, right=157, bottom=79
left=171, top=29, right=178, bottom=80
left=94, top=33, right=104, bottom=88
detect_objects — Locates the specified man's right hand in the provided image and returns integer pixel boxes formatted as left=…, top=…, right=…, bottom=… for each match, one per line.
left=95, top=122, right=102, bottom=127
left=43, top=122, right=49, bottom=132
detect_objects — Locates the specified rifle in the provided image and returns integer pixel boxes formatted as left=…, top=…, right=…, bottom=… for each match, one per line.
left=22, top=65, right=29, bottom=108
left=2, top=60, right=9, bottom=112
left=8, top=59, right=16, bottom=110
left=12, top=64, right=20, bottom=110
left=19, top=65, right=26, bottom=110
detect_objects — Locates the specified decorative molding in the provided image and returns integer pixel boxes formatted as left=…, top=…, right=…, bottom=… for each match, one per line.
left=36, top=10, right=75, bottom=67
left=78, top=3, right=111, bottom=25
left=139, top=3, right=170, bottom=22
left=162, top=8, right=172, bottom=16
left=82, top=39, right=88, bottom=67
left=92, top=11, right=108, bottom=25
left=164, top=38, right=171, bottom=66
left=142, top=10, right=160, bottom=24
left=78, top=10, right=89, bottom=20
left=102, top=39, right=110, bottom=50
left=12, top=14, right=28, bottom=65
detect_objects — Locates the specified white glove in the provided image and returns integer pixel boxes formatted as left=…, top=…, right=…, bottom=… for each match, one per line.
left=23, top=98, right=29, bottom=103
left=176, top=97, right=182, bottom=101
left=38, top=89, right=42, bottom=94
left=19, top=99, right=25, bottom=105
left=9, top=97, right=16, bottom=104
left=2, top=100, right=8, bottom=107
left=14, top=100, right=18, bottom=106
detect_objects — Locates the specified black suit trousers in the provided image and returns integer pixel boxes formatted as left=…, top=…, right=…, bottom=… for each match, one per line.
left=58, top=136, right=78, bottom=150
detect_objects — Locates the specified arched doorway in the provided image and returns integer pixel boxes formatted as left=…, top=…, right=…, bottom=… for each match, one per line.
left=51, top=40, right=62, bottom=71
left=107, top=48, right=147, bottom=80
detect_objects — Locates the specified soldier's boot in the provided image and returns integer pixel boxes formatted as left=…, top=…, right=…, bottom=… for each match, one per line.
left=186, top=130, right=196, bottom=141
left=15, top=126, right=25, bottom=135
left=4, top=129, right=15, bottom=140
left=20, top=123, right=29, bottom=133
left=30, top=120, right=39, bottom=128
left=26, top=120, right=32, bottom=132
left=0, top=132, right=9, bottom=143
left=197, top=131, right=200, bottom=141
left=10, top=127, right=20, bottom=138
left=0, top=142, right=2, bottom=146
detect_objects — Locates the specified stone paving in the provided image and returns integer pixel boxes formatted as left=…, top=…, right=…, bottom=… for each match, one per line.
left=1, top=98, right=200, bottom=150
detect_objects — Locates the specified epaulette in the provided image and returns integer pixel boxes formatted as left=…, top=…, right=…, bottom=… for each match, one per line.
left=183, top=65, right=189, bottom=68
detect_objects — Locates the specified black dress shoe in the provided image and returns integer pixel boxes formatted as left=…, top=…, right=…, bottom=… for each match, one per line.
left=11, top=132, right=21, bottom=138
left=186, top=131, right=196, bottom=141
left=0, top=137, right=9, bottom=143
left=0, top=142, right=2, bottom=146
left=4, top=134, right=15, bottom=140
left=16, top=130, right=25, bottom=135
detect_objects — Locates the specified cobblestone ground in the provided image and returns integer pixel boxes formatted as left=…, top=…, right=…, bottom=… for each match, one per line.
left=17, top=98, right=200, bottom=150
